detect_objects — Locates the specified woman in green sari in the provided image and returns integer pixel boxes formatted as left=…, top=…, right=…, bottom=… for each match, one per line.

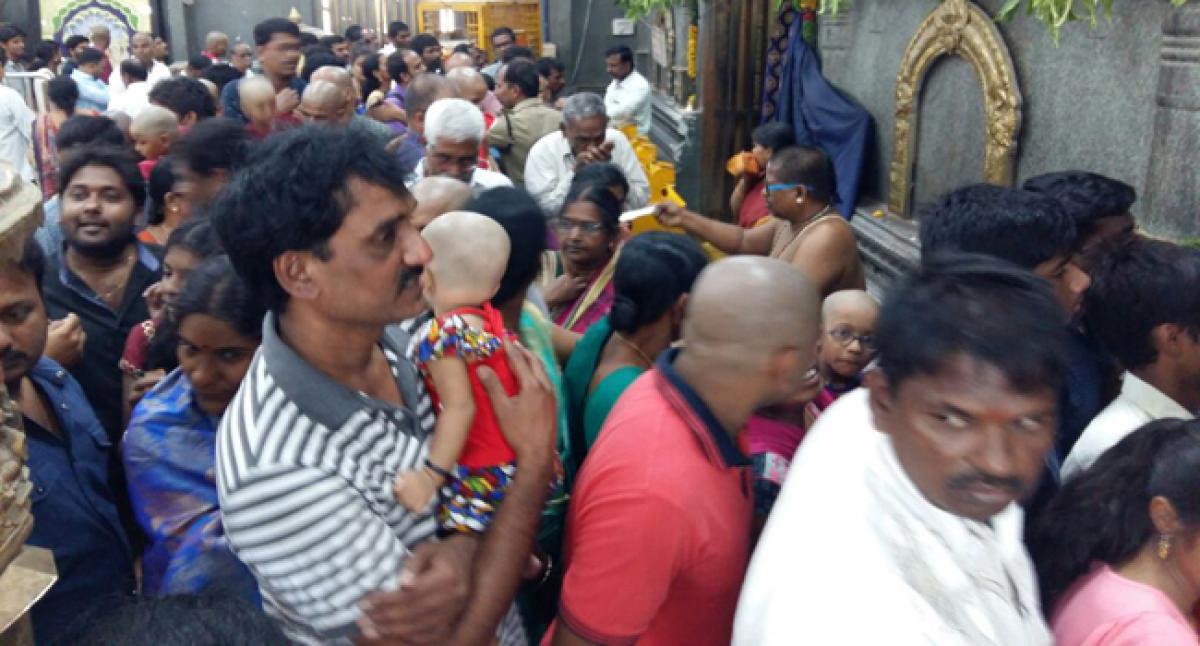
left=562, top=232, right=709, bottom=473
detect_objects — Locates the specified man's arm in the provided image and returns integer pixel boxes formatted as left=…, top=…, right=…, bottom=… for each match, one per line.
left=487, top=114, right=514, bottom=150
left=76, top=76, right=109, bottom=109
left=525, top=141, right=569, bottom=216
left=655, top=202, right=776, bottom=256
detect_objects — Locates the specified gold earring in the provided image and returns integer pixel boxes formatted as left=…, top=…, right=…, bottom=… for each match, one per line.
left=1158, top=534, right=1171, bottom=559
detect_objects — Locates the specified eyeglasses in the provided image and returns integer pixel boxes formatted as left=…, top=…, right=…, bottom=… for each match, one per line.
left=828, top=327, right=877, bottom=353
left=427, top=150, right=478, bottom=172
left=554, top=218, right=607, bottom=235
left=763, top=182, right=815, bottom=198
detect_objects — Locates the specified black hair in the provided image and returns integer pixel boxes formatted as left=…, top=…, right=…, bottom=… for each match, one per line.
left=535, top=56, right=565, bottom=77
left=605, top=45, right=633, bottom=64
left=146, top=157, right=178, bottom=225
left=14, top=235, right=45, bottom=295
left=452, top=43, right=472, bottom=55
left=502, top=46, right=533, bottom=65
left=344, top=25, right=364, bottom=43
left=350, top=43, right=375, bottom=65
left=388, top=21, right=410, bottom=38
left=186, top=54, right=212, bottom=72
left=299, top=32, right=319, bottom=48
left=491, top=26, right=516, bottom=42
left=77, top=47, right=103, bottom=66
left=212, top=124, right=412, bottom=312
left=145, top=220, right=230, bottom=371
left=300, top=49, right=340, bottom=82
left=173, top=255, right=265, bottom=340
left=919, top=183, right=1077, bottom=270
left=610, top=232, right=707, bottom=334
left=1030, top=418, right=1200, bottom=612
left=1022, top=171, right=1137, bottom=242
left=361, top=53, right=384, bottom=99
left=411, top=33, right=439, bottom=55
left=56, top=114, right=125, bottom=151
left=173, top=117, right=250, bottom=177
left=502, top=57, right=539, bottom=98
left=466, top=187, right=547, bottom=305
left=386, top=51, right=409, bottom=85
left=572, top=162, right=628, bottom=202
left=75, top=589, right=285, bottom=645
left=200, top=63, right=241, bottom=93
left=767, top=145, right=834, bottom=203
left=64, top=35, right=89, bottom=51
left=148, top=77, right=217, bottom=121
left=119, top=59, right=148, bottom=82
left=32, top=40, right=59, bottom=69
left=562, top=178, right=621, bottom=235
left=752, top=121, right=796, bottom=151
left=165, top=216, right=223, bottom=258
left=47, top=76, right=79, bottom=114
left=0, top=25, right=24, bottom=43
left=319, top=35, right=346, bottom=49
left=876, top=252, right=1069, bottom=394
left=1083, top=237, right=1200, bottom=371
left=253, top=18, right=300, bottom=47
left=58, top=144, right=147, bottom=210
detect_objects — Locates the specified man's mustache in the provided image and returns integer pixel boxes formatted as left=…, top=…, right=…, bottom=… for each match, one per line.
left=396, top=266, right=423, bottom=293
left=947, top=471, right=1023, bottom=495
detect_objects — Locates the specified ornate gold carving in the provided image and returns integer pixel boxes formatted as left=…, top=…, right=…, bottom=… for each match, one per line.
left=888, top=0, right=1023, bottom=217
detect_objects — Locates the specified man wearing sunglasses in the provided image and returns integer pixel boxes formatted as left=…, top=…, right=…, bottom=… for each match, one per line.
left=656, top=145, right=864, bottom=298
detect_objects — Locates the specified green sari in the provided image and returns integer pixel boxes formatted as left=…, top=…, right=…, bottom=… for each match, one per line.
left=562, top=316, right=646, bottom=473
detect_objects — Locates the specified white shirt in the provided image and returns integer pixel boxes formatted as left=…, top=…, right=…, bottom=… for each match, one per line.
left=734, top=389, right=1052, bottom=646
left=523, top=128, right=650, bottom=217
left=106, top=81, right=151, bottom=119
left=108, top=60, right=172, bottom=97
left=0, top=85, right=36, bottom=182
left=409, top=157, right=513, bottom=195
left=1061, top=372, right=1194, bottom=480
left=605, top=69, right=652, bottom=135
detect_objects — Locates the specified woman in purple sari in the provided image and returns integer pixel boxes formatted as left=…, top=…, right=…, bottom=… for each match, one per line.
left=543, top=174, right=624, bottom=334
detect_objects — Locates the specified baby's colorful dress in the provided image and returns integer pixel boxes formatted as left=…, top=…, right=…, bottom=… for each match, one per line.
left=412, top=302, right=519, bottom=533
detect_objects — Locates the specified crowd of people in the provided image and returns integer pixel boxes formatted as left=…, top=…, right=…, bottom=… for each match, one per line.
left=0, top=13, right=1197, bottom=646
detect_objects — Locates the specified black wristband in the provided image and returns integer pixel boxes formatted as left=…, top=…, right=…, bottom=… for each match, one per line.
left=424, top=459, right=454, bottom=480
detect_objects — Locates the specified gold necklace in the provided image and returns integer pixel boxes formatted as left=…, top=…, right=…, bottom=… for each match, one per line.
left=91, top=249, right=136, bottom=302
left=613, top=332, right=655, bottom=368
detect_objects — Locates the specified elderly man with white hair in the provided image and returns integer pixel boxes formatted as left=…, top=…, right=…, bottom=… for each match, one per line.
left=524, top=91, right=649, bottom=217
left=411, top=98, right=513, bottom=193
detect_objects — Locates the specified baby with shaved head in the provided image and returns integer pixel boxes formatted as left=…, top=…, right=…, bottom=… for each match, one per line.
left=239, top=76, right=278, bottom=139
left=410, top=177, right=473, bottom=230
left=809, top=289, right=879, bottom=423
left=393, top=211, right=540, bottom=536
left=130, top=105, right=179, bottom=178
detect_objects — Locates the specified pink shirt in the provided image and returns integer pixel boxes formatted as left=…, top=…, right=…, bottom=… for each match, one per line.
left=1052, top=563, right=1198, bottom=646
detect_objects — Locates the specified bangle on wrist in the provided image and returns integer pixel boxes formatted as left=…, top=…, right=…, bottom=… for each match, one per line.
left=424, top=459, right=454, bottom=481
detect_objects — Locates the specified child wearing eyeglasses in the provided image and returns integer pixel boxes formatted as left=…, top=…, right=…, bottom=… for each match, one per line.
left=806, top=290, right=880, bottom=426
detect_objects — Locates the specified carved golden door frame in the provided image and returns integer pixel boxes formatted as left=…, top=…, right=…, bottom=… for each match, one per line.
left=888, top=0, right=1023, bottom=217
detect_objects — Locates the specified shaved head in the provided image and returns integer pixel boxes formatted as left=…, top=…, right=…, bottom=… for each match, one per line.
left=411, top=177, right=473, bottom=230
left=131, top=105, right=178, bottom=138
left=300, top=80, right=347, bottom=123
left=683, top=256, right=822, bottom=370
left=423, top=211, right=511, bottom=299
left=445, top=51, right=475, bottom=72
left=310, top=65, right=355, bottom=113
left=446, top=66, right=488, bottom=105
left=822, top=290, right=879, bottom=326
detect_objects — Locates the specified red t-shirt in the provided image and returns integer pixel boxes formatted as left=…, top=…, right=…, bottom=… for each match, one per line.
left=545, top=354, right=752, bottom=645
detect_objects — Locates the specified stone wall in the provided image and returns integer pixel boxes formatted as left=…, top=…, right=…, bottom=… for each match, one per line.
left=818, top=0, right=1170, bottom=227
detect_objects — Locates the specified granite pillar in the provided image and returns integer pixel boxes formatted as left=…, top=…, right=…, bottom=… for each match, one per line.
left=1141, top=5, right=1200, bottom=240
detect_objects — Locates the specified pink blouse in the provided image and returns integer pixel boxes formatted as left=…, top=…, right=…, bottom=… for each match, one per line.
left=1052, top=563, right=1198, bottom=646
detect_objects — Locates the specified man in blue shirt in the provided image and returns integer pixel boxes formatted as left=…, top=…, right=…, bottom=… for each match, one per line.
left=69, top=47, right=109, bottom=113
left=0, top=235, right=135, bottom=643
left=219, top=18, right=304, bottom=124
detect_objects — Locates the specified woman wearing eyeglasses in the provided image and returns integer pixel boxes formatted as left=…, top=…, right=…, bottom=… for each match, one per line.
left=542, top=179, right=624, bottom=334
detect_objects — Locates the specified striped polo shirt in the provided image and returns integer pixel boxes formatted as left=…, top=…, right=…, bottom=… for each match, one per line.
left=216, top=312, right=524, bottom=644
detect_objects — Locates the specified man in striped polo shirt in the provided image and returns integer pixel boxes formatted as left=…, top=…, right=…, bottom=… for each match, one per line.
left=211, top=124, right=556, bottom=645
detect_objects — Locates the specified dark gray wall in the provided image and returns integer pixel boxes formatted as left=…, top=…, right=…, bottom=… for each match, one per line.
left=552, top=0, right=652, bottom=94
left=817, top=0, right=1165, bottom=216
left=2, top=0, right=39, bottom=39
left=157, top=0, right=318, bottom=60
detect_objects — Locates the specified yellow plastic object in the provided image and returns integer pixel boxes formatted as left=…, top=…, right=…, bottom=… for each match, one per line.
left=416, top=1, right=543, bottom=59
left=634, top=141, right=658, bottom=168
left=619, top=124, right=639, bottom=142
left=647, top=161, right=676, bottom=199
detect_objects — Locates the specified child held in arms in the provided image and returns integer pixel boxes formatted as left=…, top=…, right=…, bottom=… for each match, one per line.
left=393, top=211, right=522, bottom=532
left=806, top=290, right=879, bottom=425
left=130, top=106, right=179, bottom=180
left=239, top=76, right=281, bottom=140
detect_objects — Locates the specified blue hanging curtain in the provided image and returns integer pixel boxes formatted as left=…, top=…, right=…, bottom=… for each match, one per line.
left=775, top=23, right=872, bottom=218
